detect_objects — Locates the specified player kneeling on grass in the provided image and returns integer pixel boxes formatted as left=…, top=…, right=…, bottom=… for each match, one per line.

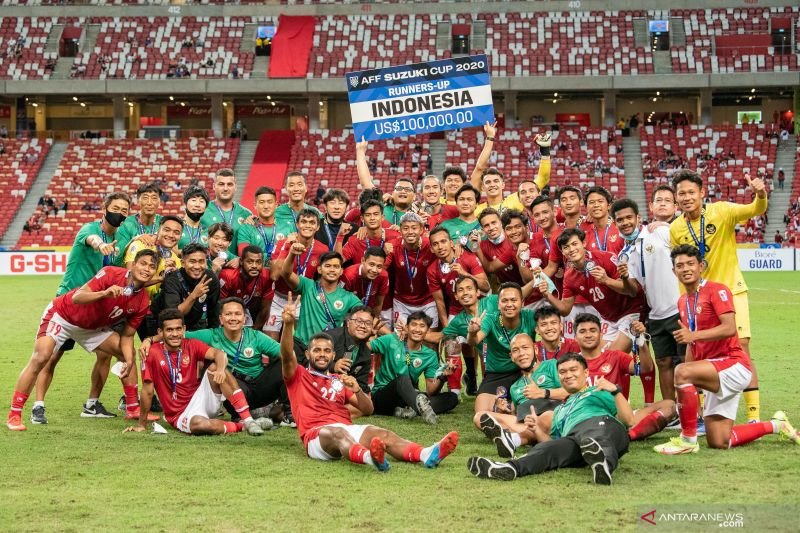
left=7, top=250, right=161, bottom=431
left=125, top=309, right=270, bottom=436
left=474, top=333, right=568, bottom=458
left=279, top=292, right=459, bottom=471
left=468, top=353, right=633, bottom=485
left=654, top=245, right=800, bottom=454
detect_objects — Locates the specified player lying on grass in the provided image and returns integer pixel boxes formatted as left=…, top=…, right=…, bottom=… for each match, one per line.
left=7, top=250, right=160, bottom=431
left=125, top=308, right=270, bottom=436
left=655, top=245, right=800, bottom=454
left=468, top=353, right=633, bottom=485
left=279, top=292, right=459, bottom=471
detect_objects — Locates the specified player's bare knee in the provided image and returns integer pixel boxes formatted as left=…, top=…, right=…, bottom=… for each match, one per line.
left=673, top=363, right=692, bottom=384
left=656, top=357, right=673, bottom=370
left=707, top=436, right=729, bottom=449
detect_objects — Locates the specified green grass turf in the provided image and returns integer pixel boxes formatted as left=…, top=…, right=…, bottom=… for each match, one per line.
left=0, top=273, right=798, bottom=532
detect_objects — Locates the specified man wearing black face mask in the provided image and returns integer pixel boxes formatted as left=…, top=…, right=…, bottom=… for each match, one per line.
left=178, top=185, right=210, bottom=251
left=316, top=188, right=357, bottom=249
left=32, top=192, right=132, bottom=425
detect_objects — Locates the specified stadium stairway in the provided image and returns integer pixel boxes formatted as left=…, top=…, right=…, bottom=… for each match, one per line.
left=764, top=135, right=796, bottom=239
left=241, top=131, right=295, bottom=212
left=429, top=138, right=448, bottom=180
left=622, top=134, right=648, bottom=217
left=1, top=141, right=67, bottom=248
left=268, top=15, right=315, bottom=78
left=233, top=140, right=258, bottom=204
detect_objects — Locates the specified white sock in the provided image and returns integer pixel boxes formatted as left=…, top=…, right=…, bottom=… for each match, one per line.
left=510, top=433, right=522, bottom=448
left=33, top=401, right=45, bottom=408
left=86, top=398, right=98, bottom=407
left=362, top=451, right=375, bottom=466
left=420, top=444, right=436, bottom=464
left=681, top=434, right=698, bottom=444
left=771, top=420, right=781, bottom=433
left=450, top=388, right=460, bottom=396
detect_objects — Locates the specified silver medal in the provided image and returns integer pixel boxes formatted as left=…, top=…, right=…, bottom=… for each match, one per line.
left=519, top=249, right=530, bottom=261
left=585, top=260, right=597, bottom=273
left=529, top=257, right=542, bottom=270
left=440, top=262, right=451, bottom=274
left=458, top=235, right=468, bottom=247
left=217, top=251, right=228, bottom=261
left=617, top=253, right=629, bottom=265
left=122, top=286, right=133, bottom=297
left=331, top=378, right=344, bottom=392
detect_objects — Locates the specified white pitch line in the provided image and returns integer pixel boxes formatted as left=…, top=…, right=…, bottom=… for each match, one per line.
left=750, top=287, right=800, bottom=295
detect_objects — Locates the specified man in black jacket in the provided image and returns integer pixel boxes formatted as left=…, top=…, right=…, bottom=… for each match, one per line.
left=153, top=243, right=220, bottom=331
left=326, top=305, right=378, bottom=409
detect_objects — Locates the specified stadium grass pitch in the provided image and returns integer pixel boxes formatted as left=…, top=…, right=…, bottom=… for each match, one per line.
left=1, top=273, right=798, bottom=532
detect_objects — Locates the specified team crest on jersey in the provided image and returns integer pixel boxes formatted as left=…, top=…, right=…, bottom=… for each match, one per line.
left=127, top=308, right=135, bottom=314
left=238, top=217, right=245, bottom=225
left=244, top=347, right=255, bottom=359
left=536, top=375, right=546, bottom=385
left=696, top=305, right=702, bottom=313
left=311, top=260, right=318, bottom=267
left=601, top=364, right=612, bottom=374
left=706, top=224, right=717, bottom=235
left=645, top=244, right=655, bottom=254
left=412, top=358, right=422, bottom=368
left=199, top=294, right=207, bottom=303
left=609, top=234, right=618, bottom=242
left=160, top=360, right=166, bottom=367
left=201, top=235, right=209, bottom=244
left=182, top=355, right=190, bottom=366
left=333, top=300, right=344, bottom=310
left=277, top=233, right=286, bottom=240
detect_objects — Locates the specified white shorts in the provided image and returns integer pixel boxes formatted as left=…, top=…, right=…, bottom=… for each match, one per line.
left=264, top=292, right=301, bottom=333
left=37, top=303, right=114, bottom=353
left=175, top=373, right=224, bottom=434
left=306, top=423, right=372, bottom=460
left=392, top=300, right=438, bottom=329
left=604, top=312, right=640, bottom=343
left=703, top=362, right=752, bottom=421
left=563, top=304, right=600, bottom=339
left=380, top=308, right=393, bottom=331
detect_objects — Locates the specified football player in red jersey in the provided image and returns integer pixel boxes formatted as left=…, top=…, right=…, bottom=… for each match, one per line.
left=475, top=208, right=526, bottom=286
left=7, top=250, right=159, bottom=431
left=340, top=247, right=389, bottom=315
left=125, top=309, right=271, bottom=436
left=583, top=186, right=623, bottom=255
left=655, top=245, right=799, bottom=454
left=279, top=293, right=459, bottom=470
left=339, top=199, right=399, bottom=263
left=219, top=246, right=273, bottom=330
left=533, top=306, right=580, bottom=361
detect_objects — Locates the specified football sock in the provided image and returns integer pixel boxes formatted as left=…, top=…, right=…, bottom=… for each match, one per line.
left=628, top=410, right=667, bottom=441
left=222, top=421, right=243, bottom=434
left=228, top=389, right=252, bottom=421
left=401, top=443, right=423, bottom=463
left=676, top=383, right=699, bottom=443
left=85, top=398, right=98, bottom=408
left=510, top=433, right=522, bottom=448
left=641, top=369, right=656, bottom=404
left=123, top=385, right=139, bottom=413
left=9, top=390, right=29, bottom=419
left=743, top=388, right=760, bottom=422
left=729, top=421, right=773, bottom=448
left=419, top=443, right=440, bottom=464
left=447, top=356, right=462, bottom=396
left=621, top=373, right=631, bottom=399
left=33, top=401, right=45, bottom=408
left=348, top=444, right=375, bottom=466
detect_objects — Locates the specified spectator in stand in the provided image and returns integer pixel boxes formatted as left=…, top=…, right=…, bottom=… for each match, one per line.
left=778, top=168, right=785, bottom=191
left=774, top=231, right=784, bottom=245
left=60, top=200, right=69, bottom=213
left=0, top=125, right=8, bottom=138
left=232, top=66, right=240, bottom=79
left=426, top=153, right=433, bottom=173
left=314, top=184, right=326, bottom=206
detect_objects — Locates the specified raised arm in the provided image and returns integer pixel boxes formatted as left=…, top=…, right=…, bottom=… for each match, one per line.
left=279, top=292, right=301, bottom=379
left=355, top=137, right=376, bottom=191
left=280, top=240, right=304, bottom=290
left=469, top=121, right=497, bottom=190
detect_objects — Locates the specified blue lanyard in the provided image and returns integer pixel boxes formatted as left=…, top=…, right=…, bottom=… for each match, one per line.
left=686, top=280, right=706, bottom=332
left=256, top=222, right=276, bottom=256
left=685, top=212, right=705, bottom=261
left=296, top=241, right=314, bottom=276
left=403, top=246, right=421, bottom=283
left=593, top=223, right=610, bottom=252
left=316, top=281, right=337, bottom=330
left=539, top=342, right=560, bottom=362
left=185, top=224, right=202, bottom=244
left=231, top=333, right=246, bottom=366
left=557, top=389, right=587, bottom=436
left=543, top=233, right=551, bottom=253
left=323, top=223, right=336, bottom=250
left=621, top=234, right=645, bottom=278
left=366, top=232, right=385, bottom=250
left=136, top=214, right=156, bottom=235
left=361, top=277, right=374, bottom=306
left=215, top=202, right=235, bottom=226
left=241, top=273, right=261, bottom=305
left=162, top=344, right=182, bottom=394
left=100, top=227, right=115, bottom=265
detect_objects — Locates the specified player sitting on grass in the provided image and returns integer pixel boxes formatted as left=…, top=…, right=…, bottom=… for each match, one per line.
left=654, top=245, right=800, bottom=454
left=125, top=309, right=270, bottom=436
left=7, top=250, right=160, bottom=431
left=468, top=353, right=633, bottom=485
left=279, top=292, right=459, bottom=470
left=474, top=333, right=568, bottom=458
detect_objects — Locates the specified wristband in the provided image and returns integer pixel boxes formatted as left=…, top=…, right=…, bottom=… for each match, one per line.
left=544, top=389, right=551, bottom=399
left=486, top=136, right=495, bottom=142
left=611, top=386, right=622, bottom=396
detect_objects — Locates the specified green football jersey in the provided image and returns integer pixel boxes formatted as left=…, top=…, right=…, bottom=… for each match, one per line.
left=115, top=214, right=162, bottom=264
left=186, top=327, right=279, bottom=378
left=201, top=201, right=252, bottom=255
left=177, top=222, right=209, bottom=251
left=479, top=309, right=537, bottom=373
left=57, top=221, right=117, bottom=296
left=294, top=276, right=361, bottom=344
left=370, top=334, right=439, bottom=392
left=509, top=359, right=561, bottom=407
left=550, top=386, right=619, bottom=438
left=440, top=217, right=480, bottom=245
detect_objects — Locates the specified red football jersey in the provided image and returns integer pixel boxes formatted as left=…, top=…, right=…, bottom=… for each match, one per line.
left=583, top=221, right=624, bottom=255
left=385, top=240, right=436, bottom=306
left=545, top=225, right=588, bottom=303
left=141, top=338, right=211, bottom=426
left=341, top=264, right=389, bottom=308
left=285, top=365, right=354, bottom=444
left=479, top=238, right=522, bottom=285
left=341, top=229, right=401, bottom=264
left=344, top=207, right=392, bottom=229
left=535, top=338, right=581, bottom=362
left=439, top=204, right=459, bottom=222
left=562, top=250, right=641, bottom=322
left=427, top=252, right=485, bottom=315
left=53, top=266, right=150, bottom=330
left=677, top=280, right=751, bottom=371
left=219, top=267, right=273, bottom=317
left=272, top=238, right=329, bottom=295
left=585, top=349, right=634, bottom=392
